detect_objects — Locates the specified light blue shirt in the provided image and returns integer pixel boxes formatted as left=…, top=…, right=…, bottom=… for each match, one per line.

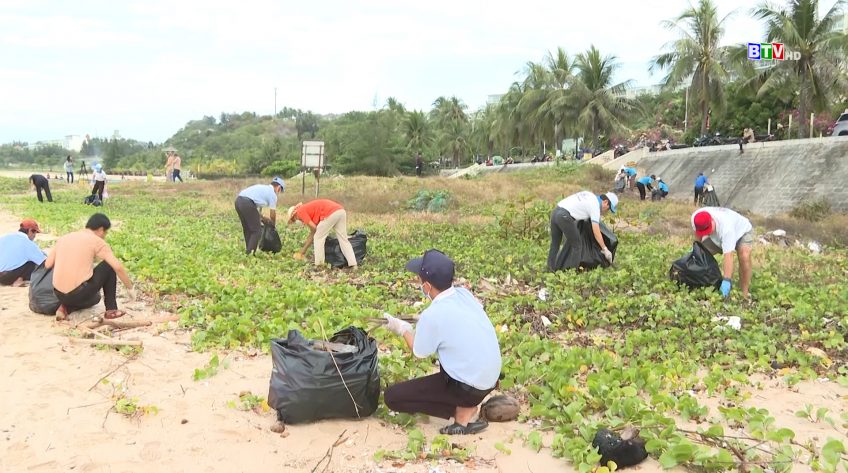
left=0, top=232, right=46, bottom=272
left=624, top=167, right=637, bottom=176
left=413, top=287, right=502, bottom=390
left=659, top=181, right=669, bottom=192
left=637, top=176, right=653, bottom=185
left=238, top=184, right=277, bottom=209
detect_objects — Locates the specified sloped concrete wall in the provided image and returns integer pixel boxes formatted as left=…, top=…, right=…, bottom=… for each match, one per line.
left=634, top=137, right=848, bottom=216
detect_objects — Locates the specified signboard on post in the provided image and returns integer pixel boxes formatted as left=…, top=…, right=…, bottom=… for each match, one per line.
left=301, top=141, right=325, bottom=197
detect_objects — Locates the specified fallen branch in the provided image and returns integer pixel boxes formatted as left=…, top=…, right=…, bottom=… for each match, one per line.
left=84, top=318, right=152, bottom=330
left=88, top=357, right=133, bottom=391
left=311, top=429, right=348, bottom=473
left=69, top=337, right=142, bottom=347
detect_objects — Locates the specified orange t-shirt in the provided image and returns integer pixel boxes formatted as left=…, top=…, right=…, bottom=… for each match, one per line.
left=49, top=230, right=115, bottom=293
left=295, top=199, right=343, bottom=225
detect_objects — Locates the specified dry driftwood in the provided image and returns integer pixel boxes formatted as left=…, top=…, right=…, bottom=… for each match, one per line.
left=69, top=337, right=142, bottom=347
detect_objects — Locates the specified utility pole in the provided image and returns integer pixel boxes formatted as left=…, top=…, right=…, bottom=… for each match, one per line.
left=684, top=85, right=689, bottom=131
left=274, top=87, right=277, bottom=119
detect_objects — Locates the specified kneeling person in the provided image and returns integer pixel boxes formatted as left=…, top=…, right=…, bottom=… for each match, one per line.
left=46, top=213, right=135, bottom=320
left=0, top=219, right=46, bottom=286
left=383, top=249, right=501, bottom=435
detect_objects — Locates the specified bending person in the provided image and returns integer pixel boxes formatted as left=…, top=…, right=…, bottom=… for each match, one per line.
left=548, top=191, right=617, bottom=271
left=383, top=249, right=502, bottom=435
left=287, top=199, right=357, bottom=267
left=234, top=177, right=285, bottom=254
left=46, top=213, right=135, bottom=320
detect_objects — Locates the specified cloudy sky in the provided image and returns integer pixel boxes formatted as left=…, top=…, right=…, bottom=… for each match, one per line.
left=0, top=0, right=838, bottom=143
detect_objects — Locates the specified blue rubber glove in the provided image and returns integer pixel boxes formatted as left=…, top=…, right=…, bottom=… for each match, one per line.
left=720, top=279, right=732, bottom=297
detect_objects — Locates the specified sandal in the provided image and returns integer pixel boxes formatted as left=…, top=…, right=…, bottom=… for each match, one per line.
left=55, top=305, right=68, bottom=321
left=104, top=310, right=126, bottom=320
left=439, top=420, right=489, bottom=435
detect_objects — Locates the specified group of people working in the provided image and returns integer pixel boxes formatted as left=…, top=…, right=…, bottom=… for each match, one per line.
left=615, top=168, right=669, bottom=201
left=234, top=178, right=359, bottom=268
left=0, top=213, right=136, bottom=320
left=28, top=161, right=109, bottom=204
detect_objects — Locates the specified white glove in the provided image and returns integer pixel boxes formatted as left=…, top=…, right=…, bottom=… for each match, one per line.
left=383, top=313, right=412, bottom=336
left=601, top=248, right=613, bottom=263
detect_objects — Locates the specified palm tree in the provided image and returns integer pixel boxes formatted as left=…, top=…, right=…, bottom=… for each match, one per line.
left=538, top=47, right=577, bottom=155
left=753, top=0, right=848, bottom=138
left=572, top=45, right=635, bottom=149
left=431, top=96, right=469, bottom=167
left=405, top=110, right=430, bottom=153
left=651, top=0, right=732, bottom=135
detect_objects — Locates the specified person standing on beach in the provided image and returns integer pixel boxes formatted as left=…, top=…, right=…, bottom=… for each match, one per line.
left=64, top=156, right=74, bottom=183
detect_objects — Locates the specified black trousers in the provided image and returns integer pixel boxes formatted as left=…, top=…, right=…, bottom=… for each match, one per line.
left=694, top=186, right=704, bottom=204
left=92, top=181, right=105, bottom=200
left=636, top=182, right=649, bottom=200
left=0, top=261, right=37, bottom=285
left=34, top=180, right=53, bottom=202
left=235, top=196, right=262, bottom=254
left=67, top=171, right=74, bottom=183
left=54, top=261, right=116, bottom=312
left=384, top=366, right=494, bottom=420
left=172, top=169, right=183, bottom=182
left=547, top=207, right=580, bottom=271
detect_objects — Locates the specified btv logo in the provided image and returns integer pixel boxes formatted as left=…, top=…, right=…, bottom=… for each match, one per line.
left=748, top=42, right=801, bottom=60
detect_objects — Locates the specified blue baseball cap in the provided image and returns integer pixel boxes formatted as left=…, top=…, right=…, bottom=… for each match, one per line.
left=271, top=177, right=285, bottom=190
left=405, top=249, right=455, bottom=290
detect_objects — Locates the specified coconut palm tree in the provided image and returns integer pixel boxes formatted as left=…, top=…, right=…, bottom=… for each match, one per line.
left=753, top=0, right=848, bottom=138
left=651, top=0, right=732, bottom=135
left=431, top=96, right=469, bottom=167
left=404, top=110, right=430, bottom=153
left=572, top=45, right=635, bottom=149
left=538, top=47, right=577, bottom=156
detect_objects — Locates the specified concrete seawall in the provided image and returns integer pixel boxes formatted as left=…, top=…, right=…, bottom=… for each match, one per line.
left=631, top=137, right=848, bottom=216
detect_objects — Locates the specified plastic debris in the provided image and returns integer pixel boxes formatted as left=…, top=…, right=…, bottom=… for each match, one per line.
left=538, top=288, right=548, bottom=301
left=540, top=315, right=552, bottom=327
left=808, top=241, right=822, bottom=254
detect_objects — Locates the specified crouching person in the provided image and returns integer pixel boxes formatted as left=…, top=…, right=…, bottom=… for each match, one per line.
left=46, top=213, right=136, bottom=321
left=0, top=219, right=46, bottom=286
left=382, top=249, right=502, bottom=435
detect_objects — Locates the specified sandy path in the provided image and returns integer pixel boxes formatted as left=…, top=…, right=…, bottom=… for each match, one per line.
left=1, top=208, right=845, bottom=473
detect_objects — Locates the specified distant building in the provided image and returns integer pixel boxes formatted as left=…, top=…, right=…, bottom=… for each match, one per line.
left=623, top=84, right=664, bottom=99
left=831, top=12, right=848, bottom=33
left=25, top=134, right=86, bottom=152
left=486, top=94, right=504, bottom=105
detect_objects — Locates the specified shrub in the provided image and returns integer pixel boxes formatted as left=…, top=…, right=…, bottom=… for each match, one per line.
left=790, top=198, right=832, bottom=223
left=261, top=160, right=299, bottom=178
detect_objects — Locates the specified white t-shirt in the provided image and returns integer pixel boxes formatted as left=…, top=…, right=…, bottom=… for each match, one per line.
left=413, top=287, right=502, bottom=390
left=691, top=207, right=753, bottom=253
left=93, top=170, right=107, bottom=182
left=557, top=191, right=601, bottom=223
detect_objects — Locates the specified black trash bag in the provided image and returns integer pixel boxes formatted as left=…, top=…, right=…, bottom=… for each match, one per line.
left=324, top=230, right=367, bottom=268
left=669, top=241, right=722, bottom=289
left=268, top=326, right=380, bottom=424
left=28, top=263, right=61, bottom=315
left=259, top=223, right=282, bottom=253
left=564, top=220, right=617, bottom=270
left=84, top=194, right=102, bottom=206
left=592, top=428, right=648, bottom=468
left=702, top=185, right=720, bottom=207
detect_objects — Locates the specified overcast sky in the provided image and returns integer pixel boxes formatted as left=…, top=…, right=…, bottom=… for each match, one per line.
left=0, top=0, right=838, bottom=144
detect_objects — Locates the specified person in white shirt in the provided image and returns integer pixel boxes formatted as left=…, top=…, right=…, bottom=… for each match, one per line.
left=0, top=219, right=46, bottom=286
left=383, top=249, right=502, bottom=435
left=235, top=177, right=285, bottom=254
left=548, top=191, right=618, bottom=271
left=91, top=164, right=107, bottom=201
left=64, top=156, right=74, bottom=183
left=691, top=207, right=754, bottom=298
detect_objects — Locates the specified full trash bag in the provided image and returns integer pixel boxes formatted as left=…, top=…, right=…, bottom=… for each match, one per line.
left=669, top=241, right=722, bottom=289
left=565, top=220, right=618, bottom=270
left=268, top=327, right=380, bottom=424
left=259, top=223, right=282, bottom=253
left=702, top=184, right=720, bottom=207
left=324, top=230, right=367, bottom=268
left=28, top=263, right=62, bottom=315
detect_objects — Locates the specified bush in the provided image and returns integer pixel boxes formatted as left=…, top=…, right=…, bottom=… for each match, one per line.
left=261, top=160, right=299, bottom=178
left=790, top=198, right=832, bottom=223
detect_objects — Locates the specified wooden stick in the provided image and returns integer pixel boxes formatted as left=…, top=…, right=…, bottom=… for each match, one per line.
left=88, top=357, right=133, bottom=391
left=85, top=318, right=152, bottom=330
left=69, top=337, right=142, bottom=347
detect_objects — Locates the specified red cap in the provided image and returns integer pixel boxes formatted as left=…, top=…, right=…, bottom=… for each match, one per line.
left=20, top=219, right=41, bottom=233
left=693, top=211, right=714, bottom=238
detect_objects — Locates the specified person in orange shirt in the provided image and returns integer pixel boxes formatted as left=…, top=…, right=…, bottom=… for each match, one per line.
left=45, top=213, right=136, bottom=320
left=287, top=199, right=357, bottom=267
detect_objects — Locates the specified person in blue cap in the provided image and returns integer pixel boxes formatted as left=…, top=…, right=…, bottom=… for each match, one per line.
left=235, top=177, right=285, bottom=254
left=382, top=249, right=502, bottom=435
left=636, top=174, right=655, bottom=200
left=91, top=163, right=107, bottom=201
left=548, top=191, right=618, bottom=271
